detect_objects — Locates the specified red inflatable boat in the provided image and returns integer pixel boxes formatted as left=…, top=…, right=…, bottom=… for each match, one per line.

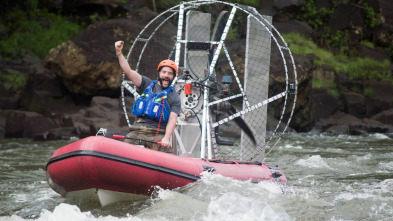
left=46, top=136, right=287, bottom=205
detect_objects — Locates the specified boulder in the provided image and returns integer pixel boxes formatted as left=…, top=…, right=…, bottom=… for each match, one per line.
left=0, top=81, right=19, bottom=110
left=44, top=18, right=143, bottom=96
left=313, top=65, right=335, bottom=82
left=4, top=110, right=59, bottom=138
left=373, top=24, right=393, bottom=47
left=59, top=0, right=151, bottom=17
left=362, top=81, right=393, bottom=117
left=352, top=44, right=390, bottom=61
left=325, top=125, right=349, bottom=135
left=329, top=3, right=365, bottom=42
left=372, top=0, right=393, bottom=47
left=272, top=0, right=305, bottom=22
left=315, top=111, right=393, bottom=135
left=0, top=109, right=5, bottom=138
left=46, top=127, right=79, bottom=140
left=65, top=96, right=129, bottom=138
left=44, top=8, right=176, bottom=97
left=259, top=0, right=304, bottom=19
left=269, top=51, right=314, bottom=132
left=286, top=54, right=314, bottom=132
left=371, top=108, right=393, bottom=126
left=312, top=87, right=340, bottom=121
left=315, top=0, right=332, bottom=10
left=274, top=20, right=314, bottom=38
left=363, top=80, right=393, bottom=105
left=0, top=97, right=18, bottom=110
left=0, top=82, right=14, bottom=97
left=341, top=91, right=366, bottom=118
left=19, top=73, right=78, bottom=115
left=379, top=0, right=393, bottom=28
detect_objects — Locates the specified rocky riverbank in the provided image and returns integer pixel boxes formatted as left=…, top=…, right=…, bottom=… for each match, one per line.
left=1, top=0, right=393, bottom=140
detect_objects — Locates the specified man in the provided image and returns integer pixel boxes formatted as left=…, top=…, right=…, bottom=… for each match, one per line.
left=115, top=41, right=181, bottom=153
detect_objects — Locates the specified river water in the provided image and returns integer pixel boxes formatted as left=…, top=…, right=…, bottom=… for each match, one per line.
left=0, top=132, right=392, bottom=221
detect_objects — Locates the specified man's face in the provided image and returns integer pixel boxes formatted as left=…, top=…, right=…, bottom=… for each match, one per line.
left=158, top=66, right=175, bottom=88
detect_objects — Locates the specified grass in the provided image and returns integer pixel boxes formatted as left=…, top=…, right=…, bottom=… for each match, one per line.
left=283, top=32, right=392, bottom=82
left=360, top=40, right=374, bottom=48
left=312, top=78, right=339, bottom=97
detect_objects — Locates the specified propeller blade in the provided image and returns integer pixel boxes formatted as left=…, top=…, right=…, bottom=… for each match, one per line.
left=228, top=105, right=256, bottom=146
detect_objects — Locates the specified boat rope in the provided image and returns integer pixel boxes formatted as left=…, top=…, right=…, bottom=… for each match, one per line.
left=154, top=96, right=165, bottom=149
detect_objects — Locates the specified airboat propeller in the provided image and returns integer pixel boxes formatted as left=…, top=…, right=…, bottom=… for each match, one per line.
left=120, top=0, right=297, bottom=161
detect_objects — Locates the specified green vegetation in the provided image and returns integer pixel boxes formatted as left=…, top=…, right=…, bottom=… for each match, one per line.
left=297, top=0, right=381, bottom=49
left=231, top=0, right=260, bottom=7
left=389, top=46, right=393, bottom=61
left=363, top=87, right=374, bottom=95
left=155, top=0, right=260, bottom=12
left=327, top=30, right=348, bottom=49
left=312, top=79, right=339, bottom=97
left=296, top=0, right=335, bottom=31
left=360, top=40, right=374, bottom=48
left=0, top=71, right=27, bottom=93
left=363, top=3, right=381, bottom=28
left=283, top=33, right=392, bottom=82
left=0, top=0, right=84, bottom=60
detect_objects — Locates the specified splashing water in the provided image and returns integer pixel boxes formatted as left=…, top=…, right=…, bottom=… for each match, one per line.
left=1, top=133, right=393, bottom=220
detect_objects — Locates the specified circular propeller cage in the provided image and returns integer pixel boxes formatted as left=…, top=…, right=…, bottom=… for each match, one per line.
left=121, top=0, right=297, bottom=161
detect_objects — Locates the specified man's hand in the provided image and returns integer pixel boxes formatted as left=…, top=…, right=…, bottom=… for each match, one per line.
left=160, top=136, right=171, bottom=148
left=115, top=41, right=124, bottom=56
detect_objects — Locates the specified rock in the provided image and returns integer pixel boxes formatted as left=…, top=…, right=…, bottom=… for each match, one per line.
left=371, top=108, right=393, bottom=126
left=352, top=44, right=390, bottom=61
left=64, top=96, right=129, bottom=138
left=19, top=84, right=78, bottom=116
left=46, top=127, right=79, bottom=140
left=318, top=112, right=360, bottom=129
left=259, top=0, right=304, bottom=18
left=313, top=65, right=335, bottom=82
left=363, top=80, right=393, bottom=106
left=342, top=91, right=366, bottom=118
left=272, top=0, right=305, bottom=22
left=0, top=82, right=14, bottom=97
left=0, top=97, right=18, bottom=110
left=19, top=90, right=52, bottom=115
left=361, top=81, right=393, bottom=117
left=379, top=0, right=393, bottom=29
left=31, top=62, right=65, bottom=97
left=364, top=95, right=386, bottom=117
left=329, top=3, right=365, bottom=42
left=373, top=24, right=393, bottom=47
left=312, top=87, right=340, bottom=121
left=286, top=54, right=314, bottom=132
left=0, top=109, right=5, bottom=138
left=373, top=0, right=393, bottom=46
left=123, top=6, right=157, bottom=24
left=315, top=0, right=332, bottom=10
left=4, top=110, right=59, bottom=138
left=63, top=0, right=122, bottom=8
left=44, top=16, right=165, bottom=96
left=325, top=125, right=348, bottom=135
left=316, top=112, right=393, bottom=134
left=274, top=20, right=314, bottom=38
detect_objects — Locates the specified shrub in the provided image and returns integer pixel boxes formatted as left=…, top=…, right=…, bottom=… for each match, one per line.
left=0, top=1, right=83, bottom=59
left=283, top=33, right=392, bottom=82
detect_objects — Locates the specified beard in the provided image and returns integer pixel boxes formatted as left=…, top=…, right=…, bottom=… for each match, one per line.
left=158, top=77, right=173, bottom=89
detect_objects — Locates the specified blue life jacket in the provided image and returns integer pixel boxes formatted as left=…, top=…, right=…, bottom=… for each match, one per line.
left=131, top=80, right=174, bottom=123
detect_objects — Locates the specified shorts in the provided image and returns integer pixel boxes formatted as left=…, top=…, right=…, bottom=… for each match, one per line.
left=125, top=125, right=174, bottom=154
